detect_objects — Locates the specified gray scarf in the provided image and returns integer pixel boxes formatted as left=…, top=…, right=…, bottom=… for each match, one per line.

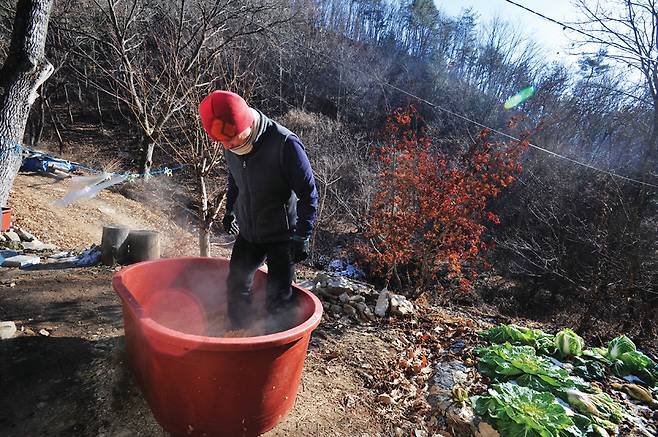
left=229, top=109, right=267, bottom=155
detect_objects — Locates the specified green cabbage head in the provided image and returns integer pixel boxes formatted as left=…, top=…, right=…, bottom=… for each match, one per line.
left=607, top=335, right=636, bottom=360
left=555, top=328, right=585, bottom=357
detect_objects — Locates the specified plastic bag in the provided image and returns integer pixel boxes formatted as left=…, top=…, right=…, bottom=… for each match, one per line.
left=55, top=173, right=127, bottom=207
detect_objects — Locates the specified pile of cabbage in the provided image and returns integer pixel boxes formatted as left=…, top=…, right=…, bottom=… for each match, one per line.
left=471, top=324, right=658, bottom=437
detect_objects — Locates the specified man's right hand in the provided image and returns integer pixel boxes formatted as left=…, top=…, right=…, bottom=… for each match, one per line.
left=222, top=212, right=239, bottom=235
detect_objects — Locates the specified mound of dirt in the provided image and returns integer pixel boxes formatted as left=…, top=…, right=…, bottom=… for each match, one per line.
left=8, top=173, right=197, bottom=257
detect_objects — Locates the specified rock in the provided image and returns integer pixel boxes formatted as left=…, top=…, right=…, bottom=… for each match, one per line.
left=390, top=294, right=415, bottom=316
left=450, top=340, right=466, bottom=354
left=349, top=294, right=365, bottom=303
left=49, top=251, right=73, bottom=259
left=2, top=255, right=41, bottom=268
left=375, top=289, right=390, bottom=317
left=314, top=288, right=338, bottom=302
left=22, top=241, right=57, bottom=252
left=377, top=393, right=395, bottom=405
left=331, top=304, right=342, bottom=314
left=2, top=241, right=22, bottom=251
left=39, top=329, right=50, bottom=336
left=313, top=273, right=332, bottom=288
left=342, top=303, right=358, bottom=318
left=427, top=361, right=469, bottom=411
left=15, top=228, right=35, bottom=242
left=446, top=403, right=477, bottom=436
left=325, top=276, right=355, bottom=296
left=1, top=321, right=17, bottom=339
left=21, top=240, right=44, bottom=251
left=476, top=421, right=500, bottom=437
left=296, top=279, right=316, bottom=290
left=414, top=431, right=428, bottom=437
left=343, top=394, right=356, bottom=409
left=3, top=231, right=20, bottom=242
left=356, top=302, right=376, bottom=322
left=339, top=292, right=351, bottom=304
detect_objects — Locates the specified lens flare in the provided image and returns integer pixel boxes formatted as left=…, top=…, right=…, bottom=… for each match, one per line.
left=504, top=86, right=535, bottom=109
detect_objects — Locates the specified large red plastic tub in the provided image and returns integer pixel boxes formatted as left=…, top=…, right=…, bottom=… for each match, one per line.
left=112, top=257, right=323, bottom=437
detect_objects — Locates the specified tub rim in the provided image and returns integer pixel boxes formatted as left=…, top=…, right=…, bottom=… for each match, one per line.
left=112, top=256, right=323, bottom=351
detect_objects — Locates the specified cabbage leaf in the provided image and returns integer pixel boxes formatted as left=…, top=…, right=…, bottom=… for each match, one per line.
left=481, top=324, right=556, bottom=353
left=472, top=383, right=585, bottom=437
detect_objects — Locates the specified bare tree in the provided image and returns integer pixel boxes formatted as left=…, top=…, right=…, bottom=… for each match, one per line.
left=66, top=0, right=289, bottom=178
left=0, top=0, right=54, bottom=206
left=163, top=94, right=227, bottom=257
left=572, top=0, right=658, bottom=294
left=574, top=0, right=658, bottom=178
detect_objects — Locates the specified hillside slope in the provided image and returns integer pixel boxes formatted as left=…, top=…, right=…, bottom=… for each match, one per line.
left=7, top=172, right=198, bottom=256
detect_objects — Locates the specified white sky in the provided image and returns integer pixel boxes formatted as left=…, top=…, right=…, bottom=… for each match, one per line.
left=437, top=0, right=581, bottom=63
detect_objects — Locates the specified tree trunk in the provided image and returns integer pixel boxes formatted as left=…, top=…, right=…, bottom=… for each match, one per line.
left=96, top=89, right=103, bottom=130
left=139, top=134, right=155, bottom=180
left=200, top=223, right=211, bottom=257
left=626, top=103, right=658, bottom=289
left=25, top=94, right=43, bottom=148
left=0, top=0, right=54, bottom=207
left=64, top=83, right=73, bottom=123
left=34, top=94, right=44, bottom=145
left=198, top=172, right=211, bottom=257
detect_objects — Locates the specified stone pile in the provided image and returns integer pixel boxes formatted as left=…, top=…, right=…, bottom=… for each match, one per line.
left=298, top=273, right=416, bottom=322
left=0, top=226, right=59, bottom=268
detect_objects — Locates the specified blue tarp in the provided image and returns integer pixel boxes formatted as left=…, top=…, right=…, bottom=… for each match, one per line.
left=328, top=258, right=365, bottom=279
left=20, top=151, right=77, bottom=174
left=0, top=250, right=19, bottom=265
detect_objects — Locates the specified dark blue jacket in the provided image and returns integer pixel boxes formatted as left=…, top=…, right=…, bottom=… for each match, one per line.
left=225, top=112, right=318, bottom=243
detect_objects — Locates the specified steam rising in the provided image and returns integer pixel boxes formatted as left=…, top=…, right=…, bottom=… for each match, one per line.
left=142, top=265, right=305, bottom=338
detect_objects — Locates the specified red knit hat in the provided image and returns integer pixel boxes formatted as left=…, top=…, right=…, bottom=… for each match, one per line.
left=198, top=91, right=254, bottom=145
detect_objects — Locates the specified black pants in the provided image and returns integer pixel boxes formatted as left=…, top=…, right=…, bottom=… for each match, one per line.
left=226, top=235, right=295, bottom=329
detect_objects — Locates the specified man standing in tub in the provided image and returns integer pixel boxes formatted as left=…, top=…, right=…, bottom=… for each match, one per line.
left=199, top=90, right=318, bottom=331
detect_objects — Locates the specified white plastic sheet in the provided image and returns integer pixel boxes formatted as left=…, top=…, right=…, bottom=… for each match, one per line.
left=55, top=173, right=127, bottom=207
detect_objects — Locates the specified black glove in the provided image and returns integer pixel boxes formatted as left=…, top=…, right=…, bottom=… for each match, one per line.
left=222, top=212, right=239, bottom=235
left=290, top=236, right=310, bottom=263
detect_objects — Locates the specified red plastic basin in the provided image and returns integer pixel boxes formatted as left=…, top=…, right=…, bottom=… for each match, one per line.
left=112, top=257, right=323, bottom=437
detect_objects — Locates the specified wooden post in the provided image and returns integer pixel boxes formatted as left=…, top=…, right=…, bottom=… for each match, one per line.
left=101, top=224, right=130, bottom=265
left=127, top=230, right=160, bottom=263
